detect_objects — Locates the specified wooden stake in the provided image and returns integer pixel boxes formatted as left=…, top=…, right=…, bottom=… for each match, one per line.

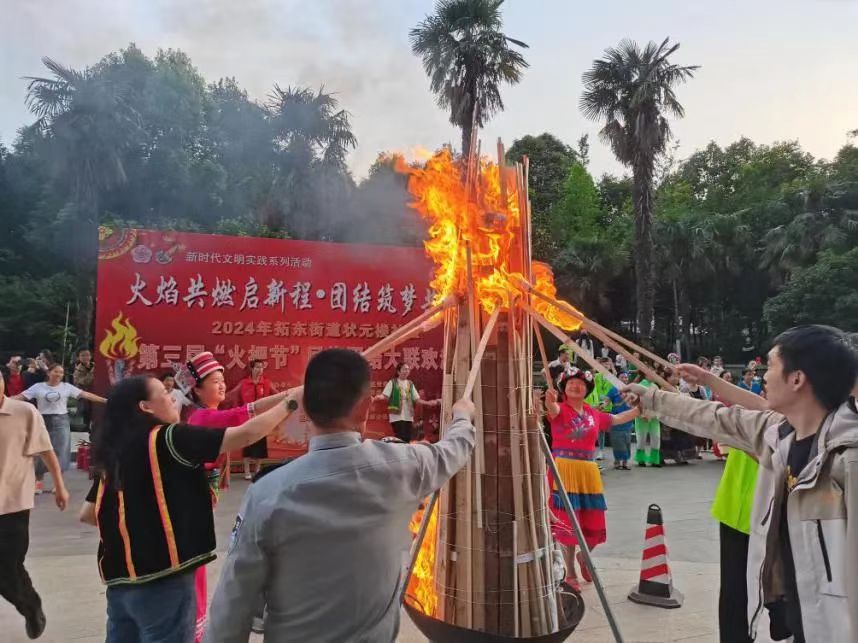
left=463, top=307, right=501, bottom=398
left=510, top=272, right=674, bottom=371
left=362, top=295, right=455, bottom=360
left=517, top=292, right=675, bottom=391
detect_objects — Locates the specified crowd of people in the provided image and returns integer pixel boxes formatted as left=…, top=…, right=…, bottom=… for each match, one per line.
left=1, top=324, right=856, bottom=642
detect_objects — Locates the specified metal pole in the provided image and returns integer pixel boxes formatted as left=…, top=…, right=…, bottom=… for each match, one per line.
left=399, top=489, right=440, bottom=606
left=539, top=432, right=624, bottom=643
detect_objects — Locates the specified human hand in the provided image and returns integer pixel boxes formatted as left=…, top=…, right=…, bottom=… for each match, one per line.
left=54, top=486, right=69, bottom=511
left=675, top=363, right=709, bottom=386
left=620, top=383, right=649, bottom=408
left=545, top=388, right=558, bottom=406
left=451, top=398, right=476, bottom=421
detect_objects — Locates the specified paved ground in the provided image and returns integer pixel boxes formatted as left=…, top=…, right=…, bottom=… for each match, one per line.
left=1, top=447, right=775, bottom=642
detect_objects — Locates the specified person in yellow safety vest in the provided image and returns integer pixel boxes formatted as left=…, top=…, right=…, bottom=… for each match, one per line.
left=677, top=363, right=764, bottom=643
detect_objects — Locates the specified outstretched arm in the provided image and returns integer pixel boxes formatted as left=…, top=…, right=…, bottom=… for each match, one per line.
left=624, top=384, right=783, bottom=457
left=676, top=364, right=767, bottom=411
left=611, top=406, right=640, bottom=426
left=79, top=391, right=107, bottom=404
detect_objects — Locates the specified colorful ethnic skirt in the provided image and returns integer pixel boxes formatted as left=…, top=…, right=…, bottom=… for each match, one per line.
left=549, top=453, right=607, bottom=549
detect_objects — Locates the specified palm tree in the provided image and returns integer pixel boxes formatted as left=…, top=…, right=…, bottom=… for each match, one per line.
left=410, top=0, right=528, bottom=157
left=580, top=39, right=697, bottom=345
left=25, top=57, right=141, bottom=342
left=267, top=85, right=357, bottom=171
left=266, top=86, right=357, bottom=238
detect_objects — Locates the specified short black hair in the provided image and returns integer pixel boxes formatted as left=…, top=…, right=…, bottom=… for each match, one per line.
left=773, top=325, right=858, bottom=411
left=160, top=372, right=175, bottom=382
left=303, top=349, right=371, bottom=428
left=742, top=368, right=755, bottom=377
left=249, top=359, right=264, bottom=369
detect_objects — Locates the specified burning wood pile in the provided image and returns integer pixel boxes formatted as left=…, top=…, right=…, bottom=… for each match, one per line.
left=360, top=139, right=677, bottom=641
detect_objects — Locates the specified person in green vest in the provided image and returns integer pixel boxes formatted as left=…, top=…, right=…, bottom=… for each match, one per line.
left=373, top=363, right=440, bottom=442
left=633, top=377, right=661, bottom=466
left=585, top=358, right=617, bottom=461
left=677, top=362, right=766, bottom=643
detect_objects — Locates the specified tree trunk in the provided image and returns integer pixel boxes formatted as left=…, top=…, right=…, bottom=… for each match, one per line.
left=632, top=160, right=656, bottom=348
left=672, top=279, right=682, bottom=358
left=461, top=115, right=473, bottom=159
left=679, top=284, right=692, bottom=361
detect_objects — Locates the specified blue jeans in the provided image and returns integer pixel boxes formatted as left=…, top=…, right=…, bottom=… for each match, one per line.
left=106, top=572, right=196, bottom=643
left=35, top=414, right=71, bottom=478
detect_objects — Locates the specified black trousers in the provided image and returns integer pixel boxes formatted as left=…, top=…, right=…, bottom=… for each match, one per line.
left=719, top=522, right=752, bottom=643
left=391, top=420, right=414, bottom=442
left=0, top=510, right=41, bottom=618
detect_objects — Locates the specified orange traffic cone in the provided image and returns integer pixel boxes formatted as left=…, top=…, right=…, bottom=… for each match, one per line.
left=628, top=503, right=683, bottom=608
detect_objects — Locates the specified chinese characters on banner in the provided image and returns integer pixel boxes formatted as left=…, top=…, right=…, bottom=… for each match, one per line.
left=95, top=228, right=443, bottom=458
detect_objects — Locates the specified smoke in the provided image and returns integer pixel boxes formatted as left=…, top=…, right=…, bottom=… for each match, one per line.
left=1, top=0, right=451, bottom=178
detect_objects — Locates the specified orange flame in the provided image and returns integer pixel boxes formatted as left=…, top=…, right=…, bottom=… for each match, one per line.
left=406, top=500, right=438, bottom=617
left=397, top=149, right=582, bottom=329
left=530, top=262, right=582, bottom=330
left=99, top=312, right=141, bottom=360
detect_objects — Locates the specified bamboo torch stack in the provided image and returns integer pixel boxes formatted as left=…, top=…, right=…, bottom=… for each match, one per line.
left=420, top=142, right=561, bottom=638
left=401, top=137, right=672, bottom=641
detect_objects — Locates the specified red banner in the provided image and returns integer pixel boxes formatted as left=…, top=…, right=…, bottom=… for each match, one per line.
left=94, top=228, right=442, bottom=457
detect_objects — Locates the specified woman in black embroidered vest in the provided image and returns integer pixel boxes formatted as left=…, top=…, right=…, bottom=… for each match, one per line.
left=78, top=375, right=299, bottom=643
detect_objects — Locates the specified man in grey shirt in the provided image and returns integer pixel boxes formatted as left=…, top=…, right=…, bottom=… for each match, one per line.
left=204, top=348, right=476, bottom=643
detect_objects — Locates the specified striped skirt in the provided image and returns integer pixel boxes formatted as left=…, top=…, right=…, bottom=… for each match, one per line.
left=549, top=456, right=607, bottom=549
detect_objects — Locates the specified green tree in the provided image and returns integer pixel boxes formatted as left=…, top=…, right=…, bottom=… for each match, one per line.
left=763, top=248, right=858, bottom=333
left=547, top=161, right=631, bottom=318
left=581, top=38, right=697, bottom=344
left=506, top=133, right=577, bottom=259
left=410, top=0, right=528, bottom=157
left=266, top=85, right=358, bottom=238
left=24, top=56, right=143, bottom=340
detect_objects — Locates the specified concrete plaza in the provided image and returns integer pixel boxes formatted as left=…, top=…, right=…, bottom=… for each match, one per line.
left=1, top=451, right=776, bottom=642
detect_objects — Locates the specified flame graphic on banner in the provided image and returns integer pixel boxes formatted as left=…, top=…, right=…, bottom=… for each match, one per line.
left=99, top=312, right=141, bottom=360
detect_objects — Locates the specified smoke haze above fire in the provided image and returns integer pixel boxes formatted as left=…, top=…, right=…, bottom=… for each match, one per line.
left=2, top=0, right=857, bottom=180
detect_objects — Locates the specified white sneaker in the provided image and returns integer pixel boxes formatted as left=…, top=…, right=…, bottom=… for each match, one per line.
left=595, top=449, right=604, bottom=461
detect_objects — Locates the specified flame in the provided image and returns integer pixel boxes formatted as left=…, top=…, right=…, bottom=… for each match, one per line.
left=406, top=500, right=438, bottom=616
left=529, top=262, right=582, bottom=330
left=99, top=312, right=141, bottom=360
left=397, top=149, right=583, bottom=329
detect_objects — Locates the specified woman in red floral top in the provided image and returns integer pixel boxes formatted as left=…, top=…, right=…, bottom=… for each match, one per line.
left=545, top=368, right=639, bottom=589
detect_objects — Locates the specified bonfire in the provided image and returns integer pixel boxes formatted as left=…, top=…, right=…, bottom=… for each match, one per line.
left=358, top=139, right=676, bottom=640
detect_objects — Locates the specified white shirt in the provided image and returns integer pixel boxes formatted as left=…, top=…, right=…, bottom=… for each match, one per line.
left=615, top=355, right=627, bottom=370
left=22, top=382, right=81, bottom=415
left=170, top=389, right=192, bottom=414
left=382, top=378, right=420, bottom=422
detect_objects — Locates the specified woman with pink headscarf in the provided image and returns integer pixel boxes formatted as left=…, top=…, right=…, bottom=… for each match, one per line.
left=184, top=352, right=291, bottom=642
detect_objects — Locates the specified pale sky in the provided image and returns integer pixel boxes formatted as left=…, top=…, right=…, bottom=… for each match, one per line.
left=2, top=0, right=857, bottom=181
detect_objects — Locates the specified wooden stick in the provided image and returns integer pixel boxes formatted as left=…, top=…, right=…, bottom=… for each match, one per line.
left=513, top=283, right=675, bottom=391
left=463, top=306, right=501, bottom=398
left=361, top=295, right=456, bottom=360
left=532, top=318, right=555, bottom=393
left=522, top=302, right=626, bottom=389
left=512, top=520, right=519, bottom=637
left=513, top=277, right=674, bottom=370
left=510, top=273, right=673, bottom=371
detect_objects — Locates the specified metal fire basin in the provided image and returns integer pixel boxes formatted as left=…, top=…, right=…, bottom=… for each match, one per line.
left=404, top=584, right=585, bottom=643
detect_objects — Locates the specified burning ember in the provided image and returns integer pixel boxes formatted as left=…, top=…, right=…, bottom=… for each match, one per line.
left=397, top=150, right=582, bottom=329
left=99, top=312, right=141, bottom=360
